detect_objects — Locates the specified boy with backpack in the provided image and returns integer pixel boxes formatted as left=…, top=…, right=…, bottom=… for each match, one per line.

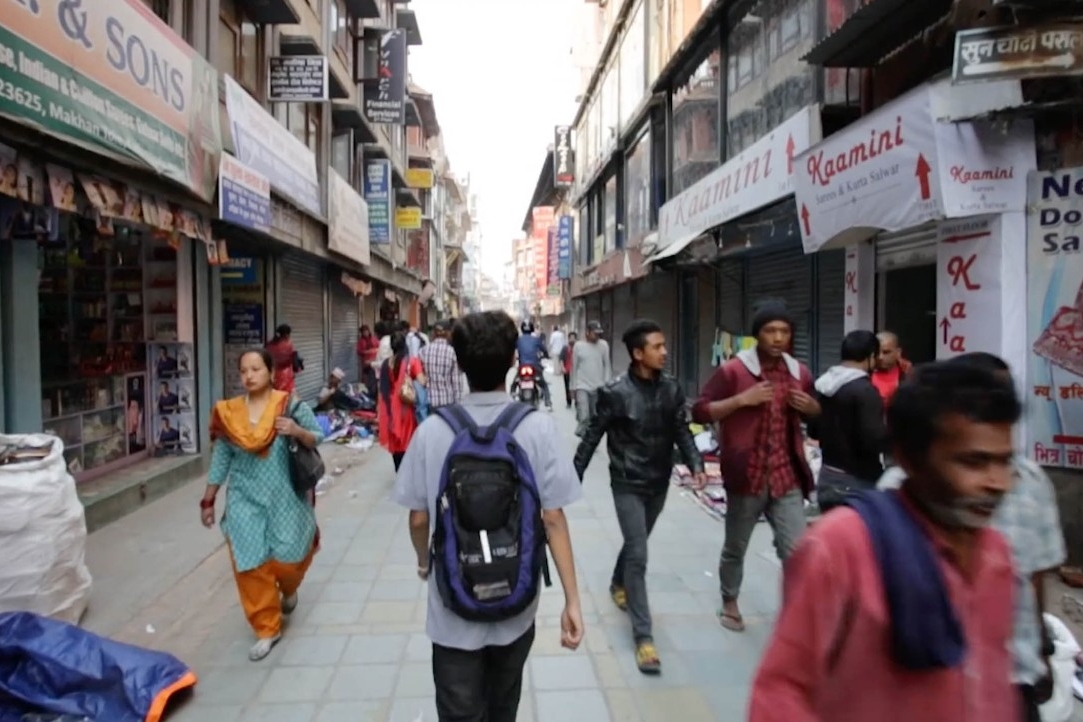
left=393, top=310, right=585, bottom=722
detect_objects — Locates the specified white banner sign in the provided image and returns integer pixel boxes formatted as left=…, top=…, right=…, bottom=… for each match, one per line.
left=795, top=83, right=1035, bottom=254
left=656, top=105, right=821, bottom=256
left=328, top=168, right=371, bottom=267
left=935, top=216, right=1003, bottom=359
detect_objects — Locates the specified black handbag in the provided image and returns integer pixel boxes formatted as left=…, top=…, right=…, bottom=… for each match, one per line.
left=287, top=400, right=324, bottom=498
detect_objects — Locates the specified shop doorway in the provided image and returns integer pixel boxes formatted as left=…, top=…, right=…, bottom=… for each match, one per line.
left=880, top=264, right=936, bottom=364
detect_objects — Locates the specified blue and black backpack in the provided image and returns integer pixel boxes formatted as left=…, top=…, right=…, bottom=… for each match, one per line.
left=430, top=402, right=551, bottom=622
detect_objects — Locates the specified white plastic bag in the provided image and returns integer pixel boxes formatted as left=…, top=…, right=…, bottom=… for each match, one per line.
left=0, top=434, right=92, bottom=624
left=1041, top=612, right=1080, bottom=722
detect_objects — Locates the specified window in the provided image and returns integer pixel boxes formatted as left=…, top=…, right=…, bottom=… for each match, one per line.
left=274, top=103, right=321, bottom=155
left=604, top=175, right=617, bottom=253
left=618, top=1, right=645, bottom=131
left=591, top=192, right=604, bottom=264
left=331, top=0, right=352, bottom=63
left=624, top=130, right=651, bottom=247
left=671, top=50, right=721, bottom=195
left=331, top=131, right=352, bottom=181
left=141, top=0, right=170, bottom=23
left=577, top=204, right=589, bottom=265
left=220, top=0, right=261, bottom=95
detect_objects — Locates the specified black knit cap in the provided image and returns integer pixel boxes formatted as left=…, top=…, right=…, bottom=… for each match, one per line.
left=750, top=302, right=794, bottom=337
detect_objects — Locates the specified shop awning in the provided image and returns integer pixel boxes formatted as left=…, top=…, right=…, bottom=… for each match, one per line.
left=279, top=36, right=350, bottom=99
left=237, top=0, right=299, bottom=24
left=792, top=79, right=1036, bottom=254
left=396, top=8, right=423, bottom=46
left=802, top=0, right=946, bottom=68
left=343, top=0, right=381, bottom=19
left=396, top=187, right=421, bottom=208
left=331, top=103, right=378, bottom=143
left=646, top=233, right=711, bottom=264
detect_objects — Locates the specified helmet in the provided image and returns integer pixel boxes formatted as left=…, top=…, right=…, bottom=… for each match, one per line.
left=521, top=321, right=535, bottom=334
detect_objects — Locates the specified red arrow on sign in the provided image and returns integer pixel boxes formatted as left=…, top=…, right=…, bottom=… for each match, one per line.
left=800, top=203, right=811, bottom=236
left=916, top=154, right=932, bottom=201
left=939, top=316, right=951, bottom=345
left=941, top=231, right=992, bottom=244
left=786, top=135, right=796, bottom=175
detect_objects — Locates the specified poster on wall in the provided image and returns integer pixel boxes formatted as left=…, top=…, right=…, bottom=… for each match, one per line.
left=935, top=216, right=1002, bottom=360
left=150, top=342, right=198, bottom=456
left=1026, top=168, right=1083, bottom=469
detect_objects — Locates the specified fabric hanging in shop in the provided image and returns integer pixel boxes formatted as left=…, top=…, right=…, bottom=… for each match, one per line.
left=745, top=247, right=813, bottom=366
left=717, top=258, right=744, bottom=336
left=278, top=254, right=327, bottom=403
left=610, top=283, right=635, bottom=370
left=815, top=249, right=847, bottom=376
left=875, top=224, right=938, bottom=272
left=330, top=281, right=360, bottom=384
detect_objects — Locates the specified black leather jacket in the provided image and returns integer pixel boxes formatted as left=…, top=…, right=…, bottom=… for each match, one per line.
left=574, top=369, right=703, bottom=493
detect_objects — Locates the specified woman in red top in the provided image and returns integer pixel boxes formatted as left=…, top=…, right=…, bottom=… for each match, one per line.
left=356, top=325, right=379, bottom=367
left=378, top=332, right=426, bottom=470
left=265, top=324, right=297, bottom=394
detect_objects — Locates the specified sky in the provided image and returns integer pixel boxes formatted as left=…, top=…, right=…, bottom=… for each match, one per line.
left=407, top=0, right=581, bottom=280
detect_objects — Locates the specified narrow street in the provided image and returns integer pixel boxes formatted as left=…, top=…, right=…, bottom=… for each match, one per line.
left=81, top=403, right=784, bottom=722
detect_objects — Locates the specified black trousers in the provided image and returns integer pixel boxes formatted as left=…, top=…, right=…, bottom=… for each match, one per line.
left=562, top=374, right=572, bottom=405
left=392, top=452, right=405, bottom=471
left=432, top=625, right=535, bottom=722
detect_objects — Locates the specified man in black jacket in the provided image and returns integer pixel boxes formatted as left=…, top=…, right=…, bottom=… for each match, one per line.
left=574, top=319, right=705, bottom=675
left=808, top=330, right=888, bottom=512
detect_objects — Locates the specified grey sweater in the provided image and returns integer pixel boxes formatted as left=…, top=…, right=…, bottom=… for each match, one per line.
left=571, top=339, right=612, bottom=392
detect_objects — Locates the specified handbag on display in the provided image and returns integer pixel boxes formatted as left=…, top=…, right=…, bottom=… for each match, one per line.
left=286, top=400, right=324, bottom=498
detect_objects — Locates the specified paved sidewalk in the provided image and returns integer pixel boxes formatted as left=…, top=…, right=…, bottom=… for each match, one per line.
left=87, top=404, right=786, bottom=722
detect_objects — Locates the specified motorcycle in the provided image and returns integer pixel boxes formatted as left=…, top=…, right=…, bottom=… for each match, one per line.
left=516, top=364, right=540, bottom=408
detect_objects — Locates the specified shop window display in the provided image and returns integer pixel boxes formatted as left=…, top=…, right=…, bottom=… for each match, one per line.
left=624, top=130, right=651, bottom=248
left=671, top=51, right=721, bottom=196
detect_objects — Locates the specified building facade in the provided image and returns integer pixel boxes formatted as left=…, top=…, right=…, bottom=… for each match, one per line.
left=0, top=0, right=465, bottom=509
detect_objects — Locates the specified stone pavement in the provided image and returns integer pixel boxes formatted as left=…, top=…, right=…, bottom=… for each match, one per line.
left=83, top=403, right=786, bottom=722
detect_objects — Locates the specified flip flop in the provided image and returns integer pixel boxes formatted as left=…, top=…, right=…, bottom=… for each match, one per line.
left=719, top=610, right=746, bottom=632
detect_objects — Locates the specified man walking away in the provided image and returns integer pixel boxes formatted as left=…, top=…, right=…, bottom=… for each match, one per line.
left=417, top=319, right=463, bottom=409
left=513, top=321, right=552, bottom=410
left=548, top=325, right=567, bottom=400
left=560, top=332, right=577, bottom=408
left=572, top=321, right=612, bottom=437
left=807, top=330, right=887, bottom=513
left=691, top=303, right=820, bottom=633
left=393, top=311, right=584, bottom=722
left=750, top=361, right=1021, bottom=722
left=878, top=352, right=1066, bottom=722
left=574, top=319, right=705, bottom=675
left=870, top=330, right=912, bottom=404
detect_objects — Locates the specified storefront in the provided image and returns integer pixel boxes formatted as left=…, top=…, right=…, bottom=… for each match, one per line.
left=794, top=78, right=1036, bottom=386
left=277, top=253, right=327, bottom=403
left=220, top=255, right=271, bottom=398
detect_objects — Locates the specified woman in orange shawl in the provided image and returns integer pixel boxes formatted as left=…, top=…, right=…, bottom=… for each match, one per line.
left=201, top=348, right=323, bottom=661
left=265, top=324, right=298, bottom=394
left=378, top=332, right=426, bottom=470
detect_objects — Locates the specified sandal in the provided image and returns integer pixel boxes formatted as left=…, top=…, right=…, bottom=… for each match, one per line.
left=610, top=585, right=628, bottom=611
left=719, top=610, right=746, bottom=632
left=635, top=642, right=661, bottom=675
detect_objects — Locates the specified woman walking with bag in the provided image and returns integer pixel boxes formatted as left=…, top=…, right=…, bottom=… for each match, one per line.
left=379, top=332, right=426, bottom=471
left=200, top=348, right=324, bottom=661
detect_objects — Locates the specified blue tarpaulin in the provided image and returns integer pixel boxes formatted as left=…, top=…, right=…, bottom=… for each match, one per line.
left=0, top=612, right=196, bottom=722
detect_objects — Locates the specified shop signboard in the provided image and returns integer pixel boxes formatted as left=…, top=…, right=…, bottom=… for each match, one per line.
left=553, top=126, right=574, bottom=187
left=794, top=82, right=1036, bottom=254
left=328, top=167, right=370, bottom=266
left=557, top=215, right=573, bottom=279
left=532, top=207, right=554, bottom=297
left=1026, top=168, right=1083, bottom=469
left=395, top=206, right=422, bottom=230
left=953, top=23, right=1083, bottom=84
left=221, top=256, right=259, bottom=285
left=0, top=0, right=222, bottom=202
left=547, top=225, right=560, bottom=295
left=404, top=167, right=433, bottom=189
left=218, top=153, right=271, bottom=233
left=656, top=106, right=822, bottom=260
left=363, top=159, right=391, bottom=244
left=363, top=29, right=406, bottom=125
left=268, top=56, right=329, bottom=101
left=935, top=216, right=1003, bottom=360
left=224, top=75, right=321, bottom=218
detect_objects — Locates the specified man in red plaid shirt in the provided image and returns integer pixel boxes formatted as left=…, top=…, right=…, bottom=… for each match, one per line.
left=418, top=319, right=463, bottom=409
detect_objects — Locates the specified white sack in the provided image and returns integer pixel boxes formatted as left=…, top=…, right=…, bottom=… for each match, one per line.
left=1041, top=612, right=1081, bottom=722
left=0, top=434, right=92, bottom=624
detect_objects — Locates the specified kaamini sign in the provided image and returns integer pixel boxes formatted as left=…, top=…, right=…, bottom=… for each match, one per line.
left=793, top=83, right=1036, bottom=254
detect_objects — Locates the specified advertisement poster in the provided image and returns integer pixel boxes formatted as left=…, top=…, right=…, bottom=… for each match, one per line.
left=219, top=153, right=271, bottom=233
left=557, top=215, right=573, bottom=279
left=150, top=342, right=198, bottom=456
left=1026, top=168, right=1083, bottom=468
left=935, top=216, right=1002, bottom=360
left=547, top=225, right=560, bottom=295
left=363, top=29, right=406, bottom=125
left=363, top=160, right=391, bottom=244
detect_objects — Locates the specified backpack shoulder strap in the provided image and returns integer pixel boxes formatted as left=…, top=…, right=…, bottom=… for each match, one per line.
left=434, top=404, right=476, bottom=436
left=479, top=402, right=535, bottom=442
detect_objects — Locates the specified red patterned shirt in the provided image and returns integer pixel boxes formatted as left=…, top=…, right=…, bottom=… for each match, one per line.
left=746, top=361, right=800, bottom=498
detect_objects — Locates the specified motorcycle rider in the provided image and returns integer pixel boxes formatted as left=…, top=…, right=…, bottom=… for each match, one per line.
left=512, top=321, right=552, bottom=410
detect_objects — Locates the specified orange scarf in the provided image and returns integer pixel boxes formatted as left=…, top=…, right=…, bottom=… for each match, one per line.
left=210, top=390, right=290, bottom=456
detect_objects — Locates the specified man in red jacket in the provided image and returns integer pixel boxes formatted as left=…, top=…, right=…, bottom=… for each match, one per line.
left=691, top=303, right=820, bottom=632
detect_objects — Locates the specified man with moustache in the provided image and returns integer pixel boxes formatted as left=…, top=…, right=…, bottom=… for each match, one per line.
left=750, top=359, right=1021, bottom=722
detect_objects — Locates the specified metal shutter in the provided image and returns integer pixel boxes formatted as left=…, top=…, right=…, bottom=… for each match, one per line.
left=875, top=223, right=938, bottom=271
left=717, top=257, right=744, bottom=334
left=278, top=254, right=326, bottom=403
left=599, top=289, right=614, bottom=341
left=636, top=271, right=677, bottom=374
left=611, top=283, right=635, bottom=370
left=745, top=246, right=813, bottom=365
left=815, top=249, right=846, bottom=375
left=584, top=293, right=602, bottom=331
left=330, top=280, right=359, bottom=383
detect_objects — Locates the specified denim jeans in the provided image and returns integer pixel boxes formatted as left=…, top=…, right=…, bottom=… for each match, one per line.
left=612, top=490, right=668, bottom=642
left=432, top=625, right=535, bottom=722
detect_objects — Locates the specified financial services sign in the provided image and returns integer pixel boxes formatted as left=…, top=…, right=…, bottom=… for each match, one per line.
left=0, top=0, right=222, bottom=202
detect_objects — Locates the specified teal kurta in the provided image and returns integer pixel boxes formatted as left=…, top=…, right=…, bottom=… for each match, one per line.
left=208, top=402, right=324, bottom=572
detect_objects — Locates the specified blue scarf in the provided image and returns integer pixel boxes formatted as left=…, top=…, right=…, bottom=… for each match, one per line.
left=843, top=489, right=966, bottom=670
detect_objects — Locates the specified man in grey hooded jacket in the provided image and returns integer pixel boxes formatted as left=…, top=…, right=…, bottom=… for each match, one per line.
left=807, top=330, right=888, bottom=512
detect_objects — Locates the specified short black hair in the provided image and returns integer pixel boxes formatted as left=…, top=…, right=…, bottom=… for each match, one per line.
left=888, top=360, right=1021, bottom=461
left=239, top=347, right=275, bottom=372
left=452, top=311, right=519, bottom=392
left=953, top=352, right=1010, bottom=374
left=840, top=330, right=879, bottom=363
left=622, top=319, right=663, bottom=357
